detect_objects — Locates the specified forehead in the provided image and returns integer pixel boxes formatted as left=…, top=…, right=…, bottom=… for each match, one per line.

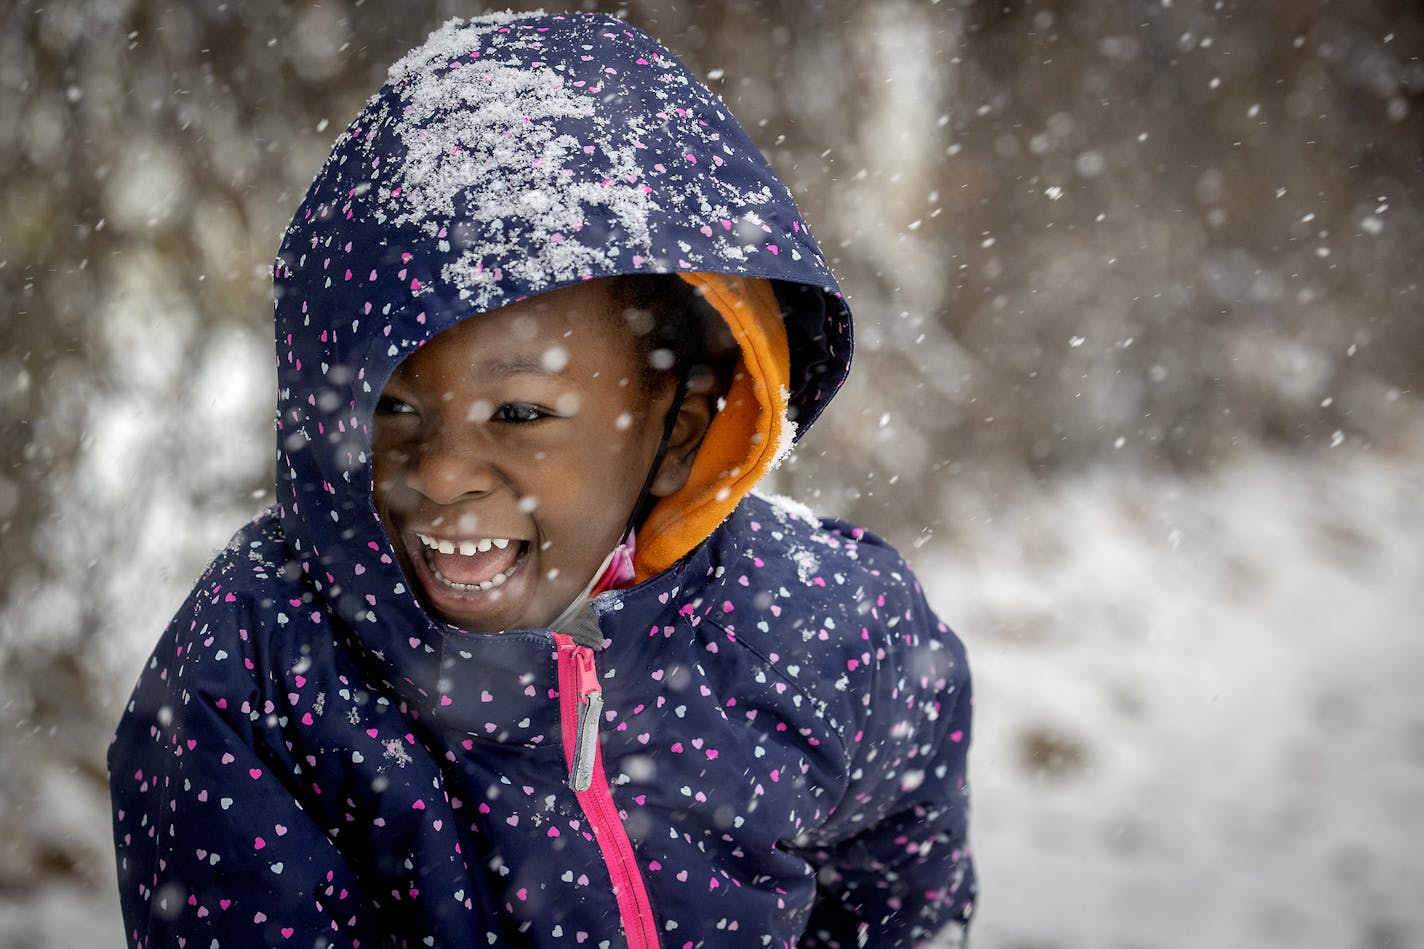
left=398, top=279, right=639, bottom=380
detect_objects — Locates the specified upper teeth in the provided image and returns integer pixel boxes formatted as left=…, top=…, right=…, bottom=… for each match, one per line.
left=417, top=533, right=512, bottom=555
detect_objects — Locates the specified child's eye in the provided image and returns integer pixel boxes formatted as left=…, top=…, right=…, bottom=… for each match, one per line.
left=492, top=402, right=550, bottom=424
left=375, top=395, right=417, bottom=416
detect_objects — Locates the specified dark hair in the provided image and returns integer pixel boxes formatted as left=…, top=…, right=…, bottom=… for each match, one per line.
left=606, top=274, right=738, bottom=396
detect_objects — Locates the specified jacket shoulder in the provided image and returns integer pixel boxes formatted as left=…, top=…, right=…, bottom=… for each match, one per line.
left=209, top=508, right=299, bottom=594
left=703, top=491, right=967, bottom=716
left=180, top=509, right=303, bottom=641
left=116, top=511, right=305, bottom=714
left=718, top=492, right=947, bottom=636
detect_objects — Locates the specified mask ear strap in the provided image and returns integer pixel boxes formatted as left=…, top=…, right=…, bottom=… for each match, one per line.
left=620, top=367, right=690, bottom=545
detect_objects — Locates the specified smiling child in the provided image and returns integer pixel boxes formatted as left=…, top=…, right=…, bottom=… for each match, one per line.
left=110, top=12, right=974, bottom=948
left=370, top=277, right=723, bottom=635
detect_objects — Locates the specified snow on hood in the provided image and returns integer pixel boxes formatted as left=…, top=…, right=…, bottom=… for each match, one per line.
left=270, top=11, right=853, bottom=679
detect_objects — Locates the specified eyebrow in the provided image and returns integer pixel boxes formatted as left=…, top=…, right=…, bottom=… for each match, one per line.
left=474, top=355, right=562, bottom=379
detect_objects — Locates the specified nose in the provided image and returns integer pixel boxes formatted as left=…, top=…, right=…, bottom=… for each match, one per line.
left=403, top=421, right=503, bottom=507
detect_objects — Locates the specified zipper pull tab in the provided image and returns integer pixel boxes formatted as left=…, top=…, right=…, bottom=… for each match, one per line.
left=569, top=647, right=603, bottom=793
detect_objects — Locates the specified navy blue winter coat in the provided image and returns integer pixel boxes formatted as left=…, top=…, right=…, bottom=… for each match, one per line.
left=110, top=12, right=974, bottom=948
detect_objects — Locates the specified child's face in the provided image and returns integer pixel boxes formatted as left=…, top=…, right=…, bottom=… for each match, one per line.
left=371, top=280, right=683, bottom=632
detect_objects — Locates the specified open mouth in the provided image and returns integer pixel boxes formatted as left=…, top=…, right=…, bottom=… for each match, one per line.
left=415, top=532, right=528, bottom=592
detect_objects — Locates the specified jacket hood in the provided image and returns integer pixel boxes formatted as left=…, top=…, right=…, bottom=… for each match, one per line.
left=271, top=12, right=852, bottom=678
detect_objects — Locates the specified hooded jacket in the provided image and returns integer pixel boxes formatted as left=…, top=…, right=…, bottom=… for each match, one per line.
left=109, top=12, right=974, bottom=948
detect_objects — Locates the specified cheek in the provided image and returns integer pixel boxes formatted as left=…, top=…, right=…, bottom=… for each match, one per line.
left=370, top=453, right=407, bottom=512
left=596, top=431, right=652, bottom=481
left=370, top=456, right=390, bottom=489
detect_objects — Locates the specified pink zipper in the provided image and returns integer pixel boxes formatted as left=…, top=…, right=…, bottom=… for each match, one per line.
left=553, top=633, right=660, bottom=948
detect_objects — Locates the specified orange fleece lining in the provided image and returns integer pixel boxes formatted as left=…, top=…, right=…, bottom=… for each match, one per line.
left=633, top=274, right=791, bottom=581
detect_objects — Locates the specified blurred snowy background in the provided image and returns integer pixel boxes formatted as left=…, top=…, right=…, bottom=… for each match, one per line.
left=2, top=0, right=1421, bottom=946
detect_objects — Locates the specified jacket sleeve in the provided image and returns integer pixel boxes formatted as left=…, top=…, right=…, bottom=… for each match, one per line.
left=108, top=577, right=374, bottom=948
left=793, top=547, right=976, bottom=948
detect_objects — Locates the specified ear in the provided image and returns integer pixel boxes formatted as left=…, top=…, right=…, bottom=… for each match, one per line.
left=650, top=391, right=714, bottom=498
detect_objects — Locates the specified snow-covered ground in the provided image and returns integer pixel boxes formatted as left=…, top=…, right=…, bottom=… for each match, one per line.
left=3, top=437, right=1420, bottom=948
left=925, top=438, right=1424, bottom=949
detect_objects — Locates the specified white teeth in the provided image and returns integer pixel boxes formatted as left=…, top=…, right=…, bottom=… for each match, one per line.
left=430, top=567, right=513, bottom=592
left=417, top=532, right=516, bottom=557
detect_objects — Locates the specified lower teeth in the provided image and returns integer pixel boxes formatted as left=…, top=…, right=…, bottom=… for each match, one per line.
left=424, top=540, right=523, bottom=593
left=431, top=566, right=510, bottom=592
